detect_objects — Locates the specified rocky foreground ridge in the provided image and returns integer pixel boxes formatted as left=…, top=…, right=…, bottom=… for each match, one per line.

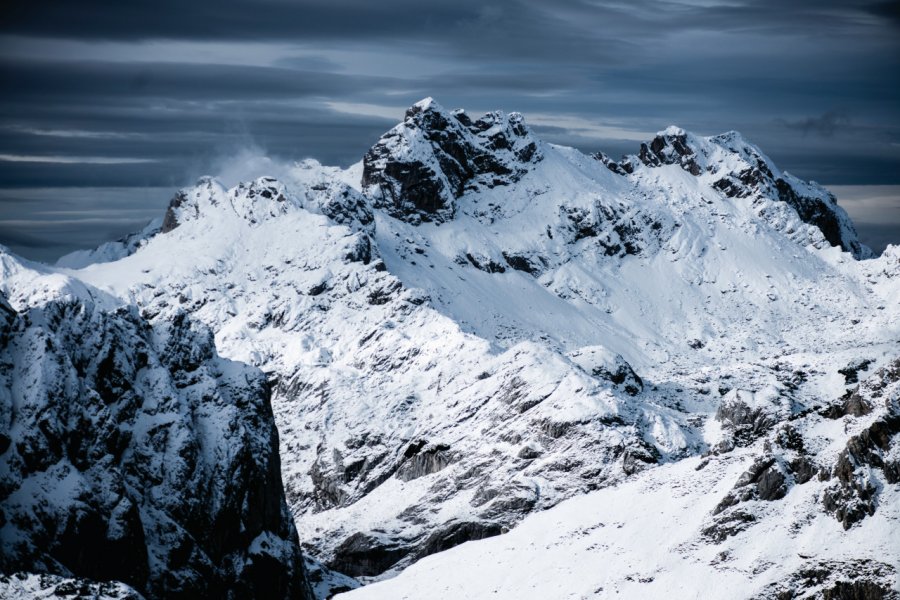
left=0, top=266, right=314, bottom=598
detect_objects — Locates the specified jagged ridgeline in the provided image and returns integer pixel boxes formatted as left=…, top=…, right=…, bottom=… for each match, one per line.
left=1, top=98, right=898, bottom=599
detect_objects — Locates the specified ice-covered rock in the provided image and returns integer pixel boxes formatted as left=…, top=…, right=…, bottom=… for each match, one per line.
left=0, top=261, right=313, bottom=599
left=601, top=127, right=872, bottom=258
left=362, top=98, right=541, bottom=224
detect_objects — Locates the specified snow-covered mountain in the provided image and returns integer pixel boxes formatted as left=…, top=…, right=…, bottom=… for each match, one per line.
left=2, top=98, right=898, bottom=598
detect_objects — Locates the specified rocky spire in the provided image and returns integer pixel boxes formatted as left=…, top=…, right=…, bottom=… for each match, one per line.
left=362, top=97, right=542, bottom=225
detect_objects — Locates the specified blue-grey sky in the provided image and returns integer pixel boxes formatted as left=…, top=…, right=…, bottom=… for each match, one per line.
left=1, top=0, right=899, bottom=261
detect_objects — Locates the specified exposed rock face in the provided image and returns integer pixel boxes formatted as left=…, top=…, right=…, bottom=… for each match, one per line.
left=838, top=358, right=874, bottom=386
left=395, top=441, right=453, bottom=482
left=712, top=456, right=788, bottom=517
left=636, top=129, right=704, bottom=176
left=362, top=98, right=541, bottom=224
left=0, top=292, right=313, bottom=599
left=715, top=389, right=791, bottom=449
left=325, top=520, right=504, bottom=580
left=339, top=390, right=900, bottom=600
left=754, top=559, right=897, bottom=600
left=821, top=360, right=900, bottom=529
left=704, top=360, right=900, bottom=546
left=160, top=190, right=191, bottom=233
left=567, top=346, right=644, bottom=396
left=591, top=150, right=633, bottom=175
left=294, top=338, right=664, bottom=577
left=327, top=533, right=411, bottom=579
left=159, top=176, right=230, bottom=233
left=556, top=201, right=670, bottom=258
left=311, top=180, right=375, bottom=235
left=415, top=521, right=504, bottom=560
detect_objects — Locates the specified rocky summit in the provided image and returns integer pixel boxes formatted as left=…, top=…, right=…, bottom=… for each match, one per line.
left=1, top=99, right=898, bottom=599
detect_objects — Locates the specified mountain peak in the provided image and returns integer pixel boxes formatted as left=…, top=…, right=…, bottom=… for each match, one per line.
left=362, top=98, right=542, bottom=225
left=660, top=125, right=688, bottom=137
left=592, top=126, right=871, bottom=258
left=637, top=126, right=705, bottom=175
left=407, top=96, right=444, bottom=116
left=160, top=176, right=229, bottom=233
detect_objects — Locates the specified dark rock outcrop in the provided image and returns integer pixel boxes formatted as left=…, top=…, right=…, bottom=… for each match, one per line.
left=701, top=509, right=756, bottom=543
left=754, top=559, right=897, bottom=600
left=621, top=440, right=659, bottom=475
left=773, top=178, right=869, bottom=258
left=161, top=189, right=192, bottom=233
left=590, top=151, right=632, bottom=175
left=568, top=347, right=644, bottom=397
left=326, top=519, right=503, bottom=579
left=327, top=533, right=411, bottom=578
left=415, top=521, right=504, bottom=559
left=593, top=359, right=644, bottom=397
left=713, top=456, right=788, bottom=517
left=636, top=129, right=703, bottom=176
left=0, top=294, right=313, bottom=599
left=821, top=360, right=900, bottom=529
left=396, top=442, right=453, bottom=482
left=714, top=390, right=784, bottom=448
left=707, top=359, right=899, bottom=542
left=362, top=98, right=542, bottom=224
left=557, top=202, right=669, bottom=258
left=311, top=181, right=375, bottom=235
left=838, top=359, right=874, bottom=386
left=158, top=177, right=224, bottom=234
left=502, top=251, right=548, bottom=276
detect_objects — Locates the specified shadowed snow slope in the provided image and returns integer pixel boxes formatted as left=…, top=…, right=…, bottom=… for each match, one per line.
left=3, top=99, right=898, bottom=598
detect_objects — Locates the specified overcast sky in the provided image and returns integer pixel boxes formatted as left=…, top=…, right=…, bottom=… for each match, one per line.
left=1, top=0, right=899, bottom=261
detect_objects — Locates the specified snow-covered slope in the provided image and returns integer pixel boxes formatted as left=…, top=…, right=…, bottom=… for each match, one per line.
left=0, top=251, right=314, bottom=599
left=52, top=164, right=682, bottom=583
left=340, top=361, right=900, bottom=599
left=2, top=99, right=897, bottom=598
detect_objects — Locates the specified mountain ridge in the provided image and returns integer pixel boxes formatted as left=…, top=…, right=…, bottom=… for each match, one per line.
left=2, top=99, right=898, bottom=598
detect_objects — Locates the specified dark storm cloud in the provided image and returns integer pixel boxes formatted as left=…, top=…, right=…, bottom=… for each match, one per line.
left=5, top=0, right=896, bottom=47
left=1, top=0, right=481, bottom=41
left=0, top=58, right=400, bottom=102
left=867, top=0, right=900, bottom=24
left=779, top=112, right=852, bottom=137
left=0, top=186, right=171, bottom=262
left=0, top=0, right=898, bottom=260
